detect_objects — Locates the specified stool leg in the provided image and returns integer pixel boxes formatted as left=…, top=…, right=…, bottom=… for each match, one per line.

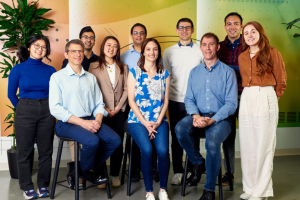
left=127, top=136, right=133, bottom=196
left=121, top=133, right=130, bottom=185
left=103, top=163, right=112, bottom=199
left=218, top=168, right=223, bottom=200
left=153, top=146, right=159, bottom=183
left=82, top=178, right=86, bottom=190
left=75, top=142, right=79, bottom=200
left=181, top=155, right=189, bottom=197
left=50, top=139, right=64, bottom=199
left=223, top=141, right=233, bottom=191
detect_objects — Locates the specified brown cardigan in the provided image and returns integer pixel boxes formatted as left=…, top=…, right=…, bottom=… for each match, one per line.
left=89, top=62, right=128, bottom=112
left=238, top=47, right=287, bottom=97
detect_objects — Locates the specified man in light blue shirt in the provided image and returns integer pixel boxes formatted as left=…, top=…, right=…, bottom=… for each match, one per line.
left=175, top=33, right=237, bottom=200
left=120, top=23, right=147, bottom=182
left=49, top=39, right=121, bottom=188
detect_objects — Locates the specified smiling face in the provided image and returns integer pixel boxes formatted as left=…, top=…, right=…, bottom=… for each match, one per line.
left=200, top=37, right=220, bottom=61
left=143, top=41, right=159, bottom=63
left=28, top=39, right=47, bottom=60
left=224, top=15, right=243, bottom=42
left=176, top=21, right=194, bottom=42
left=80, top=31, right=95, bottom=51
left=243, top=24, right=260, bottom=47
left=131, top=26, right=146, bottom=46
left=65, top=43, right=84, bottom=67
left=104, top=38, right=118, bottom=60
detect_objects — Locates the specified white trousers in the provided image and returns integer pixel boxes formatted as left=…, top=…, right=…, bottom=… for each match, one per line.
left=239, top=86, right=278, bottom=197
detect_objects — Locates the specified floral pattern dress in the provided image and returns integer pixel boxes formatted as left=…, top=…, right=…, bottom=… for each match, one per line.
left=128, top=66, right=169, bottom=123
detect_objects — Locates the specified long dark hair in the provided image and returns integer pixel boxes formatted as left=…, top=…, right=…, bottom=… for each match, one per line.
left=17, top=34, right=51, bottom=63
left=242, top=21, right=273, bottom=76
left=96, top=36, right=125, bottom=74
left=137, top=38, right=163, bottom=73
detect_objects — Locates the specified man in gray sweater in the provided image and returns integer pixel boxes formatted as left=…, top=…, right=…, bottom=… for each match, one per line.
left=163, top=18, right=204, bottom=185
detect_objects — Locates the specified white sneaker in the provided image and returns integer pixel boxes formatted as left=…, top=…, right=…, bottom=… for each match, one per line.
left=249, top=197, right=268, bottom=200
left=171, top=173, right=183, bottom=185
left=158, top=189, right=169, bottom=200
left=240, top=193, right=252, bottom=199
left=146, top=193, right=155, bottom=200
left=187, top=172, right=192, bottom=179
left=111, top=176, right=121, bottom=188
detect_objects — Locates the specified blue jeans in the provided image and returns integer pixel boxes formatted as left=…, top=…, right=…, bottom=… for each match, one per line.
left=175, top=114, right=231, bottom=192
left=56, top=116, right=121, bottom=172
left=128, top=121, right=170, bottom=192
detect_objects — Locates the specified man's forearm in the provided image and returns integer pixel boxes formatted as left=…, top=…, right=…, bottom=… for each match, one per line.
left=95, top=113, right=104, bottom=124
left=67, top=115, right=84, bottom=126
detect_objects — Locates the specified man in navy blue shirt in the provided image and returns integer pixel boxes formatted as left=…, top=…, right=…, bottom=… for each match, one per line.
left=175, top=33, right=237, bottom=200
left=61, top=26, right=99, bottom=71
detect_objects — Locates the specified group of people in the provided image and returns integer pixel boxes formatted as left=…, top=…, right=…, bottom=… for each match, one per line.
left=7, top=12, right=287, bottom=200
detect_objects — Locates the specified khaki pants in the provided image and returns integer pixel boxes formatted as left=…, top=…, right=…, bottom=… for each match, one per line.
left=70, top=141, right=81, bottom=161
left=239, top=86, right=278, bottom=198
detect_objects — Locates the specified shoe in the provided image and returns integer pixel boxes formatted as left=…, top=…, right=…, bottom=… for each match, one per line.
left=66, top=162, right=76, bottom=189
left=23, top=190, right=38, bottom=200
left=131, top=169, right=141, bottom=182
left=186, top=160, right=206, bottom=187
left=249, top=197, right=268, bottom=200
left=112, top=176, right=121, bottom=188
left=97, top=183, right=106, bottom=189
left=146, top=193, right=155, bottom=200
left=199, top=189, right=215, bottom=200
left=222, top=172, right=234, bottom=186
left=171, top=173, right=183, bottom=185
left=240, top=193, right=252, bottom=199
left=187, top=172, right=192, bottom=179
left=158, top=189, right=169, bottom=200
left=37, top=187, right=49, bottom=198
left=84, top=170, right=109, bottom=185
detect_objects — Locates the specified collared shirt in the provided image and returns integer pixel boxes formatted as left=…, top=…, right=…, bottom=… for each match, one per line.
left=61, top=52, right=99, bottom=71
left=121, top=46, right=141, bottom=70
left=49, top=64, right=108, bottom=122
left=178, top=40, right=194, bottom=47
left=227, top=37, right=241, bottom=52
left=184, top=59, right=238, bottom=123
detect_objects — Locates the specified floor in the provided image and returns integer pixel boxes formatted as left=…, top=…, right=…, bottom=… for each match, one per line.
left=0, top=156, right=299, bottom=200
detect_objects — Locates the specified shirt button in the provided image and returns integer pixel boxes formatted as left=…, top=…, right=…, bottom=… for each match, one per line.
left=207, top=98, right=209, bottom=99
left=207, top=80, right=209, bottom=82
left=249, top=77, right=251, bottom=78
left=248, top=84, right=250, bottom=85
left=115, top=100, right=117, bottom=102
left=208, top=107, right=209, bottom=108
left=249, top=68, right=251, bottom=70
left=207, top=89, right=209, bottom=91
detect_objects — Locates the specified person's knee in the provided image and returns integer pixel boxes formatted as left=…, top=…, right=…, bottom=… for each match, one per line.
left=84, top=137, right=100, bottom=150
left=175, top=121, right=186, bottom=141
left=205, top=139, right=220, bottom=156
left=156, top=147, right=169, bottom=159
left=141, top=145, right=153, bottom=159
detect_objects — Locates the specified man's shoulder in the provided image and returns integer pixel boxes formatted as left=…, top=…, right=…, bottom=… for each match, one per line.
left=218, top=60, right=235, bottom=73
left=164, top=43, right=180, bottom=52
left=190, top=63, right=204, bottom=74
left=121, top=49, right=132, bottom=57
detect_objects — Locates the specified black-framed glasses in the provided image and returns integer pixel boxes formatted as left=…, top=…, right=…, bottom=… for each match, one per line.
left=82, top=35, right=95, bottom=40
left=178, top=26, right=192, bottom=31
left=68, top=50, right=84, bottom=54
left=132, top=31, right=145, bottom=35
left=32, top=43, right=47, bottom=51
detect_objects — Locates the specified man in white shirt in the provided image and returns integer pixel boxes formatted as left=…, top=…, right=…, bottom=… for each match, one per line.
left=163, top=18, right=204, bottom=185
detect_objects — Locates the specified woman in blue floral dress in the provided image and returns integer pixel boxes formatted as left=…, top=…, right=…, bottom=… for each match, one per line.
left=127, top=38, right=170, bottom=200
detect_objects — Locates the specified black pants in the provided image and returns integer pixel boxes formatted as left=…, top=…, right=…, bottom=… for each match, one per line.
left=15, top=98, right=56, bottom=191
left=169, top=100, right=194, bottom=174
left=103, top=111, right=127, bottom=176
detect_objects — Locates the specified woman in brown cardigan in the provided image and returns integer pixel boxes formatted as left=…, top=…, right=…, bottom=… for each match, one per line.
left=89, top=36, right=128, bottom=188
left=238, top=21, right=287, bottom=200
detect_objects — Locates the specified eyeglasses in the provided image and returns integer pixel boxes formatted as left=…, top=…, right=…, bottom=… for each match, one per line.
left=32, top=43, right=47, bottom=51
left=105, top=44, right=118, bottom=49
left=82, top=35, right=95, bottom=40
left=68, top=50, right=84, bottom=54
left=178, top=26, right=192, bottom=31
left=132, top=31, right=145, bottom=35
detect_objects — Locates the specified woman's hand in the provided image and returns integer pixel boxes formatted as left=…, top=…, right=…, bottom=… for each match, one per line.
left=105, top=107, right=113, bottom=118
left=152, top=119, right=162, bottom=131
left=111, top=106, right=121, bottom=116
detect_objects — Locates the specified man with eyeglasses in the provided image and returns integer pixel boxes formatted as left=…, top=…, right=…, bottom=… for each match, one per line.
left=163, top=18, right=204, bottom=186
left=120, top=23, right=147, bottom=182
left=49, top=39, right=121, bottom=188
left=217, top=12, right=244, bottom=186
left=61, top=26, right=98, bottom=71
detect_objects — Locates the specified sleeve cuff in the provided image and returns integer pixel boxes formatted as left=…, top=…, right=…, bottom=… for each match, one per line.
left=62, top=113, right=72, bottom=123
left=211, top=115, right=221, bottom=124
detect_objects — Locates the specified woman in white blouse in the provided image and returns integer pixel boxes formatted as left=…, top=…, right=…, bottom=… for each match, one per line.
left=89, top=36, right=128, bottom=188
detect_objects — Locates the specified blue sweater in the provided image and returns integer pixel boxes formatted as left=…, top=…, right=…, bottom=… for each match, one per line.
left=8, top=57, right=57, bottom=107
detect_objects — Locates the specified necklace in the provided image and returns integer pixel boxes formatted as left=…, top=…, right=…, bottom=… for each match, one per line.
left=107, top=63, right=114, bottom=73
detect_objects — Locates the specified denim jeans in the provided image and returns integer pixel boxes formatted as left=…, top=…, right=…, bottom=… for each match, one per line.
left=175, top=114, right=231, bottom=192
left=56, top=116, right=121, bottom=172
left=128, top=121, right=170, bottom=192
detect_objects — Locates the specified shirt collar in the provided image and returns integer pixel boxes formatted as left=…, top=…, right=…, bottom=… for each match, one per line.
left=130, top=45, right=140, bottom=53
left=66, top=63, right=86, bottom=76
left=178, top=40, right=194, bottom=47
left=202, top=59, right=220, bottom=71
left=227, top=37, right=241, bottom=46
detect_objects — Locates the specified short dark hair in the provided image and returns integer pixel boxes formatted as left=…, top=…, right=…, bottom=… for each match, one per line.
left=79, top=26, right=95, bottom=39
left=176, top=18, right=194, bottom=29
left=17, top=34, right=51, bottom=63
left=65, top=39, right=84, bottom=53
left=224, top=12, right=243, bottom=25
left=200, top=32, right=219, bottom=45
left=130, top=23, right=147, bottom=35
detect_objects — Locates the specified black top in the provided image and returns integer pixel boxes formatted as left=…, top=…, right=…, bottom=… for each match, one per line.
left=61, top=52, right=99, bottom=71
